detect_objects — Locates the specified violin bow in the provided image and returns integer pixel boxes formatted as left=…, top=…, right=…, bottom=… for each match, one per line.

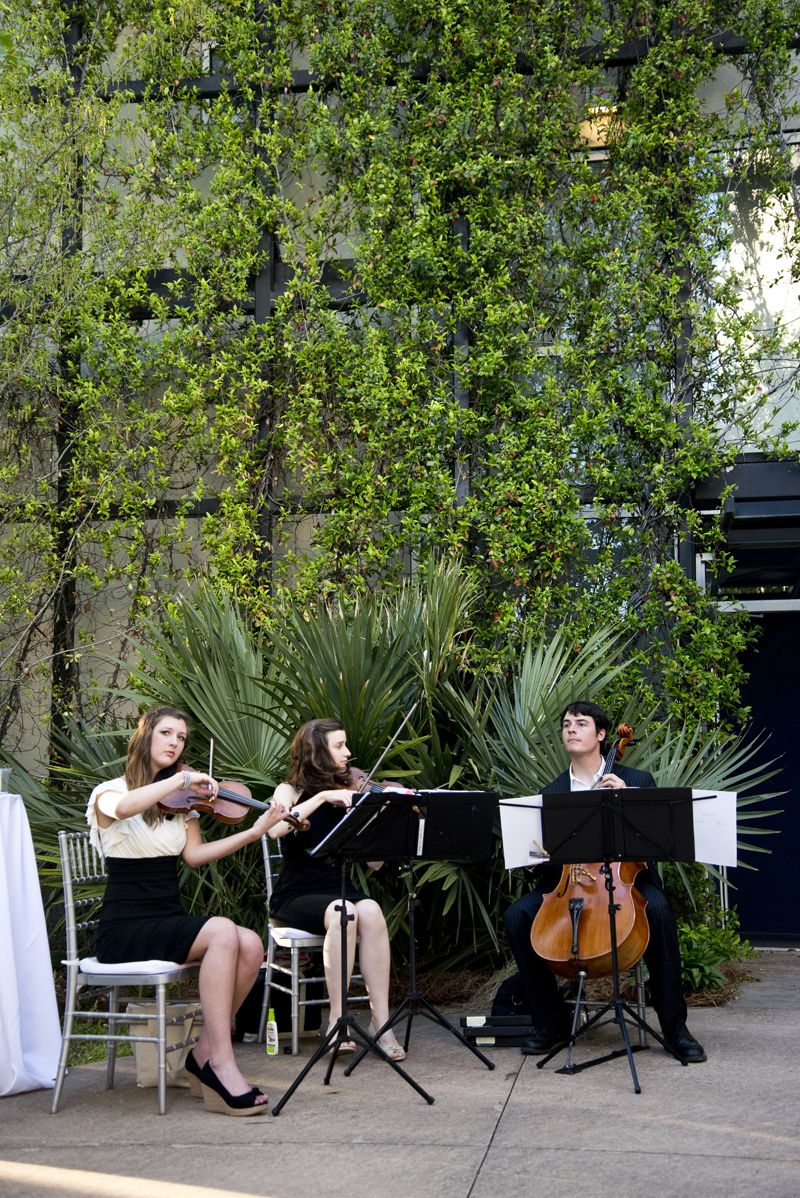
left=358, top=700, right=420, bottom=791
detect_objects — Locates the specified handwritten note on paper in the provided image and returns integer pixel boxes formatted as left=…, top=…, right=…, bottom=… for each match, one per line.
left=499, top=796, right=547, bottom=870
left=691, top=790, right=738, bottom=867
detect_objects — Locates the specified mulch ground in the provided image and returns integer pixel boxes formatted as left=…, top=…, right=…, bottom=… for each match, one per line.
left=389, top=960, right=757, bottom=1013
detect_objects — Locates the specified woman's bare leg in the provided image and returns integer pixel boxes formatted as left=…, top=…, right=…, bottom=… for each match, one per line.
left=352, top=900, right=392, bottom=1030
left=322, top=899, right=358, bottom=1026
left=352, top=900, right=402, bottom=1050
left=186, top=917, right=266, bottom=1101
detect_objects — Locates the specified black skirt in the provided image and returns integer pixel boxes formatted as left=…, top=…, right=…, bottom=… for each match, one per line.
left=94, top=856, right=211, bottom=964
left=271, top=890, right=369, bottom=936
left=268, top=799, right=369, bottom=933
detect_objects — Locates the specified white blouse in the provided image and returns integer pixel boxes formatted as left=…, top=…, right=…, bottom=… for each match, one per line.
left=86, top=776, right=197, bottom=858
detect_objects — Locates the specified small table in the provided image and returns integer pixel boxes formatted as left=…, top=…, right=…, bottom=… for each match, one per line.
left=0, top=792, right=62, bottom=1095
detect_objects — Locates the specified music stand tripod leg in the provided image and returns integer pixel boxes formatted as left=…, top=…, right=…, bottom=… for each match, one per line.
left=345, top=861, right=495, bottom=1076
left=272, top=861, right=435, bottom=1115
left=535, top=863, right=653, bottom=1094
left=558, top=969, right=589, bottom=1073
left=535, top=983, right=646, bottom=1092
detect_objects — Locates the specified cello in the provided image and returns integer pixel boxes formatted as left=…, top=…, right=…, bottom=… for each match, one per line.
left=529, top=724, right=650, bottom=980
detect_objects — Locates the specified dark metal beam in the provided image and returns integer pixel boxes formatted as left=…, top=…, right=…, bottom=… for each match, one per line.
left=105, top=29, right=800, bottom=105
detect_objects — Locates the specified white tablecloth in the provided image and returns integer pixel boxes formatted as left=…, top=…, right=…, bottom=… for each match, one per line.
left=0, top=793, right=62, bottom=1094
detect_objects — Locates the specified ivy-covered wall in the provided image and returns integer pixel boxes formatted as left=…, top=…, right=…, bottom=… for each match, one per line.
left=1, top=1, right=798, bottom=758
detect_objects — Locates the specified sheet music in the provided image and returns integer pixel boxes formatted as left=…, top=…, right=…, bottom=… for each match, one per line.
left=498, top=796, right=547, bottom=869
left=691, top=789, right=738, bottom=867
left=309, top=788, right=496, bottom=863
left=500, top=789, right=737, bottom=868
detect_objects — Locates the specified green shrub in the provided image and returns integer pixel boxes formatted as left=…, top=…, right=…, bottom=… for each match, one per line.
left=677, top=907, right=755, bottom=993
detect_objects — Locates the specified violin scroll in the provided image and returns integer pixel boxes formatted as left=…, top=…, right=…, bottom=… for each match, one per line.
left=283, top=810, right=310, bottom=833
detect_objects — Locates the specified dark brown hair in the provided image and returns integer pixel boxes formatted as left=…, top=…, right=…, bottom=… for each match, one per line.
left=559, top=700, right=610, bottom=743
left=287, top=718, right=351, bottom=795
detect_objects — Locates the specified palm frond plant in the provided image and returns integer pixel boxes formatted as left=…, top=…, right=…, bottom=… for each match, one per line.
left=384, top=556, right=481, bottom=697
left=437, top=621, right=784, bottom=975
left=382, top=559, right=483, bottom=791
left=3, top=721, right=127, bottom=894
left=1, top=720, right=129, bottom=964
left=95, top=587, right=293, bottom=932
left=642, top=722, right=784, bottom=905
left=254, top=560, right=492, bottom=967
left=256, top=557, right=481, bottom=781
left=645, top=723, right=784, bottom=853
left=118, top=587, right=289, bottom=791
left=457, top=623, right=643, bottom=795
left=257, top=600, right=422, bottom=779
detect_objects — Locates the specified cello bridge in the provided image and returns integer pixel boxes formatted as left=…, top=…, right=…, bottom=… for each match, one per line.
left=569, top=864, right=596, bottom=884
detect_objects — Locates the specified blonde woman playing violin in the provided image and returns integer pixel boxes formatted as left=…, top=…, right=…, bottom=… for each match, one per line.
left=86, top=705, right=290, bottom=1115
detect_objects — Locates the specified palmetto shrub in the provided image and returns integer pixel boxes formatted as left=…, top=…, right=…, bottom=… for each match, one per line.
left=12, top=562, right=781, bottom=979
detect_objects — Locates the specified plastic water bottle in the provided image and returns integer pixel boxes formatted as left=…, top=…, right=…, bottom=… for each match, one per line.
left=265, top=1007, right=279, bottom=1056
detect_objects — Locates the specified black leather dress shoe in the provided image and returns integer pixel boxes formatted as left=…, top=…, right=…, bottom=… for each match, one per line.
left=663, top=1024, right=707, bottom=1064
left=521, top=1025, right=570, bottom=1055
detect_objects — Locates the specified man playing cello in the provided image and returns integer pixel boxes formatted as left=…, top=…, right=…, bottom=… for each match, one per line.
left=503, top=700, right=706, bottom=1064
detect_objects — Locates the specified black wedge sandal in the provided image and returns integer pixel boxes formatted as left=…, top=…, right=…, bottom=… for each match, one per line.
left=184, top=1049, right=205, bottom=1098
left=198, top=1061, right=269, bottom=1117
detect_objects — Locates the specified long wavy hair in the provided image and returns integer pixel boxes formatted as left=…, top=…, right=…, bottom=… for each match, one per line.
left=126, top=705, right=190, bottom=827
left=287, top=717, right=352, bottom=796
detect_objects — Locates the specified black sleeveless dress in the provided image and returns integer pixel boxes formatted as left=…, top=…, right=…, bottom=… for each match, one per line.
left=95, top=857, right=210, bottom=964
left=269, top=798, right=369, bottom=935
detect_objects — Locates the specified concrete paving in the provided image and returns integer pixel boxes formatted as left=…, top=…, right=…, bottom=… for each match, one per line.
left=1, top=948, right=798, bottom=1198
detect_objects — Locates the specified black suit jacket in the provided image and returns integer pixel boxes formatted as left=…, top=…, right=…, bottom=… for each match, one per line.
left=542, top=763, right=656, bottom=795
left=533, top=762, right=661, bottom=891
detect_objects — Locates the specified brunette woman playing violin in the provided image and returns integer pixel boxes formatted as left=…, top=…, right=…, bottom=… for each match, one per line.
left=267, top=717, right=406, bottom=1061
left=86, top=705, right=291, bottom=1115
left=502, top=700, right=706, bottom=1065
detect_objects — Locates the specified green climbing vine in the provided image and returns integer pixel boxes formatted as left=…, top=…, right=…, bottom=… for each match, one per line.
left=1, top=1, right=798, bottom=760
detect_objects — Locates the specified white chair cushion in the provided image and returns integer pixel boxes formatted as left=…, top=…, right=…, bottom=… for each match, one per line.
left=77, top=956, right=185, bottom=975
left=268, top=925, right=324, bottom=946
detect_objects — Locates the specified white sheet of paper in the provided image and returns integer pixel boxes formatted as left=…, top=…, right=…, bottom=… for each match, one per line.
left=499, top=796, right=546, bottom=869
left=500, top=789, right=737, bottom=869
left=691, top=789, right=738, bottom=867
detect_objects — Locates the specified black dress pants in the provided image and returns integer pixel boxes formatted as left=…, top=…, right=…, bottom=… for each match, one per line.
left=503, top=878, right=687, bottom=1035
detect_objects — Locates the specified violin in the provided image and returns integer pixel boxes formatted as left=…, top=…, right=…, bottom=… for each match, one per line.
left=529, top=724, right=650, bottom=979
left=159, top=777, right=310, bottom=831
left=346, top=702, right=420, bottom=799
left=348, top=767, right=413, bottom=796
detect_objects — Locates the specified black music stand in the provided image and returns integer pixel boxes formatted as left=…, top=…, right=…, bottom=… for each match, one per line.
left=534, top=787, right=695, bottom=1094
left=345, top=790, right=498, bottom=1077
left=270, top=790, right=435, bottom=1116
